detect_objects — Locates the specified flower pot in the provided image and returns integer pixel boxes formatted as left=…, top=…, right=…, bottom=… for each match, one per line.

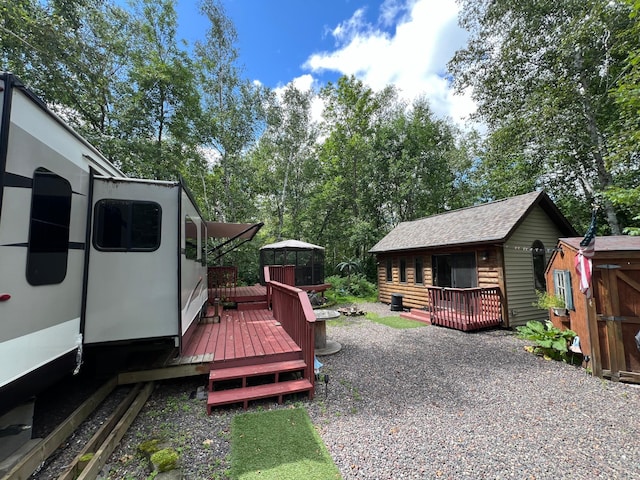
left=553, top=307, right=567, bottom=317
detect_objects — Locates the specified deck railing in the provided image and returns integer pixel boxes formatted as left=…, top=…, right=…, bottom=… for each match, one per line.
left=264, top=265, right=296, bottom=307
left=426, top=286, right=503, bottom=331
left=207, top=266, right=238, bottom=302
left=270, top=280, right=315, bottom=398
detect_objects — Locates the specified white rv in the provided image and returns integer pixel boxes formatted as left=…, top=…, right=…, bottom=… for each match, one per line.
left=0, top=73, right=209, bottom=454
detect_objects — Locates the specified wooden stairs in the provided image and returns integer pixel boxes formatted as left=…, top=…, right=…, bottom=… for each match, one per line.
left=400, top=308, right=432, bottom=325
left=206, top=358, right=313, bottom=413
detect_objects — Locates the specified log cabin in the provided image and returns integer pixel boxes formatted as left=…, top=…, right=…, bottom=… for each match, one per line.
left=369, top=191, right=576, bottom=330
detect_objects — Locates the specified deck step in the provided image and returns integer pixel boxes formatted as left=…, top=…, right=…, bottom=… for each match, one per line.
left=208, top=359, right=307, bottom=389
left=237, top=300, right=268, bottom=311
left=400, top=309, right=432, bottom=324
left=207, top=379, right=313, bottom=413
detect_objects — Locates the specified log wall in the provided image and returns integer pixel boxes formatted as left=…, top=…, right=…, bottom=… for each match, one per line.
left=376, top=246, right=504, bottom=310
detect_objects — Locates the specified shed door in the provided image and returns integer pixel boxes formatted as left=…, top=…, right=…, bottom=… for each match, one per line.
left=594, top=264, right=640, bottom=380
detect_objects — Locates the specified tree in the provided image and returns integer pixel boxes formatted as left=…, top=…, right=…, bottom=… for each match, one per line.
left=449, top=0, right=637, bottom=234
left=113, top=0, right=202, bottom=180
left=195, top=0, right=265, bottom=224
left=250, top=84, right=319, bottom=241
left=606, top=0, right=640, bottom=235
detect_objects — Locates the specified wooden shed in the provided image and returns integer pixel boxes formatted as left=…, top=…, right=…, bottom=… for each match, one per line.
left=369, top=191, right=576, bottom=330
left=546, top=236, right=640, bottom=383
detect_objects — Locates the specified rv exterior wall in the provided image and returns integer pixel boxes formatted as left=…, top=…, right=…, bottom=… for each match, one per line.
left=84, top=178, right=180, bottom=344
left=180, top=189, right=208, bottom=337
left=0, top=86, right=92, bottom=392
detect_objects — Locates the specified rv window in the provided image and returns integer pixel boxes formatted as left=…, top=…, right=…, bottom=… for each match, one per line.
left=93, top=200, right=161, bottom=252
left=185, top=215, right=198, bottom=260
left=27, top=168, right=72, bottom=285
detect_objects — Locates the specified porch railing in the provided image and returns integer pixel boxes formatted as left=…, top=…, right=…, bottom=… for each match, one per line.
left=207, top=266, right=237, bottom=302
left=264, top=265, right=296, bottom=307
left=426, top=286, right=503, bottom=331
left=270, top=280, right=315, bottom=398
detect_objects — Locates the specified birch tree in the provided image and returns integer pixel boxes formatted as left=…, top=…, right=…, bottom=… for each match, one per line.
left=449, top=0, right=636, bottom=233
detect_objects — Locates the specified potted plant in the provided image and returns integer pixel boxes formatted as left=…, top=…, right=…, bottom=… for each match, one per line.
left=533, top=290, right=567, bottom=317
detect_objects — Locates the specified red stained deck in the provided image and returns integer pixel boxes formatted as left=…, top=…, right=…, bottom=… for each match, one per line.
left=169, top=308, right=302, bottom=369
left=208, top=284, right=267, bottom=303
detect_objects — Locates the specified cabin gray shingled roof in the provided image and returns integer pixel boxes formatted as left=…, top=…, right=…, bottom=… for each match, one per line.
left=369, top=190, right=576, bottom=253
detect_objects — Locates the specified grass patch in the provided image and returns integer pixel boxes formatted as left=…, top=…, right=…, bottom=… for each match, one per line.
left=366, top=312, right=426, bottom=329
left=228, top=408, right=341, bottom=480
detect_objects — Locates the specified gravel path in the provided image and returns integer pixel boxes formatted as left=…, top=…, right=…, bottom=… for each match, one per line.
left=101, top=302, right=640, bottom=479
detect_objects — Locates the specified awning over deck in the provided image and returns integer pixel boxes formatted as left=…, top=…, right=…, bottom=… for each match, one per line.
left=207, top=221, right=263, bottom=260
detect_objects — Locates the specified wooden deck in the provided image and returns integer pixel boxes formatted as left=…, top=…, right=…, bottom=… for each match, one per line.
left=208, top=284, right=267, bottom=303
left=173, top=308, right=302, bottom=368
left=118, top=280, right=316, bottom=410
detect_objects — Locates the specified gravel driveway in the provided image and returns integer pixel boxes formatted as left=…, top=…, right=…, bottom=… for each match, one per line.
left=104, top=302, right=640, bottom=479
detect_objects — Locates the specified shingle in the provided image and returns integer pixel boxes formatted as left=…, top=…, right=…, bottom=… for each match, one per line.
left=369, top=191, right=547, bottom=252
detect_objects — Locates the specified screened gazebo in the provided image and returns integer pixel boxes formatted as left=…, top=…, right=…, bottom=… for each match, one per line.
left=259, top=240, right=325, bottom=286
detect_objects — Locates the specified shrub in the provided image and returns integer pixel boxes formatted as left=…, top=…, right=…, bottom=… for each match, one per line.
left=325, top=274, right=377, bottom=302
left=516, top=320, right=576, bottom=362
left=533, top=290, right=566, bottom=309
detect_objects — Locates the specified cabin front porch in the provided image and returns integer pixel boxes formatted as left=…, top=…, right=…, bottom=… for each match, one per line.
left=401, top=286, right=503, bottom=331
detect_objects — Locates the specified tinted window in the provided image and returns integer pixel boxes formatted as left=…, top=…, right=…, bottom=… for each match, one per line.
left=532, top=240, right=546, bottom=291
left=386, top=258, right=393, bottom=282
left=400, top=258, right=407, bottom=283
left=185, top=215, right=198, bottom=260
left=27, top=168, right=72, bottom=285
left=415, top=257, right=423, bottom=284
left=94, top=200, right=161, bottom=251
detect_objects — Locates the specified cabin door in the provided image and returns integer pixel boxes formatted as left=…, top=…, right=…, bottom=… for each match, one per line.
left=432, top=253, right=477, bottom=311
left=432, top=253, right=477, bottom=288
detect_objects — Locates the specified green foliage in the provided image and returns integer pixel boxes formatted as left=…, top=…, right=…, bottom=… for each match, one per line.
left=449, top=0, right=637, bottom=235
left=229, top=408, right=341, bottom=480
left=150, top=448, right=179, bottom=473
left=325, top=274, right=377, bottom=302
left=533, top=291, right=566, bottom=310
left=516, top=321, right=576, bottom=362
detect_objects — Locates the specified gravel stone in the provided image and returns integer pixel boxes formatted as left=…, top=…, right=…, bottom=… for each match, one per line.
left=68, top=302, right=640, bottom=479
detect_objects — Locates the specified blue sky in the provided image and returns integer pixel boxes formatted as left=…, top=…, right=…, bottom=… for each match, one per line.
left=174, top=0, right=474, bottom=125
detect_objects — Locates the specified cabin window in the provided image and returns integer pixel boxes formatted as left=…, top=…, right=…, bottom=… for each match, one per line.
left=399, top=258, right=407, bottom=283
left=26, top=168, right=72, bottom=285
left=553, top=269, right=574, bottom=310
left=532, top=240, right=546, bottom=291
left=93, top=200, right=161, bottom=252
left=432, top=253, right=477, bottom=288
left=415, top=257, right=423, bottom=284
left=386, top=258, right=392, bottom=282
left=185, top=215, right=198, bottom=261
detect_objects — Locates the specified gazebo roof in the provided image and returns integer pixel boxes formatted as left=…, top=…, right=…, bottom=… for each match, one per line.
left=260, top=240, right=324, bottom=250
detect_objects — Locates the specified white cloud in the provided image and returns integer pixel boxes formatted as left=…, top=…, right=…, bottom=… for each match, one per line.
left=302, top=0, right=476, bottom=127
left=273, top=74, right=325, bottom=126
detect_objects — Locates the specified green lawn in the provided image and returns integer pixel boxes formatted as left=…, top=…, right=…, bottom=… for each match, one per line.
left=365, top=312, right=427, bottom=329
left=228, top=408, right=341, bottom=480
